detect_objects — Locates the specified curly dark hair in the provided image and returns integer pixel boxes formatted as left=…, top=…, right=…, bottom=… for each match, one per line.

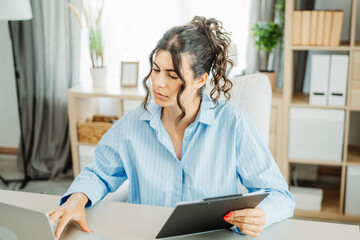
left=142, top=16, right=234, bottom=123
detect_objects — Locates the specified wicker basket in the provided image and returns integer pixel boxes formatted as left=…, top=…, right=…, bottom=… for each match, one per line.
left=77, top=115, right=119, bottom=143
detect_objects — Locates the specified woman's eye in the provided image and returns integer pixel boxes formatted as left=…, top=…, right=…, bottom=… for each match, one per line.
left=169, top=75, right=178, bottom=79
left=152, top=68, right=160, bottom=72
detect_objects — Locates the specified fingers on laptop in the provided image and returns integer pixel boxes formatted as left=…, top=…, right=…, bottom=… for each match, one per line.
left=47, top=210, right=56, bottom=217
left=54, top=213, right=72, bottom=240
left=49, top=209, right=63, bottom=224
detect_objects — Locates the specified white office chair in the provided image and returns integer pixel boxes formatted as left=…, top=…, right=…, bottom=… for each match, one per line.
left=104, top=73, right=272, bottom=202
left=207, top=73, right=272, bottom=145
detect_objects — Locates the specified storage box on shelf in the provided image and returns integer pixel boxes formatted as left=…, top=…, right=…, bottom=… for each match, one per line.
left=283, top=0, right=360, bottom=222
left=290, top=186, right=324, bottom=211
left=290, top=164, right=342, bottom=218
left=77, top=115, right=119, bottom=144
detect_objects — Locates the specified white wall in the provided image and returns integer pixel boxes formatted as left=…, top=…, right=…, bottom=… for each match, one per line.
left=0, top=21, right=20, bottom=148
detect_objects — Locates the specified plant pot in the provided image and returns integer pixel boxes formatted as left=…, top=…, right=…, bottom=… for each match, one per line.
left=91, top=67, right=107, bottom=88
left=259, top=71, right=277, bottom=91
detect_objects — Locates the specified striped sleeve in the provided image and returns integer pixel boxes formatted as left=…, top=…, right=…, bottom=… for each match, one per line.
left=235, top=111, right=295, bottom=230
left=60, top=120, right=128, bottom=208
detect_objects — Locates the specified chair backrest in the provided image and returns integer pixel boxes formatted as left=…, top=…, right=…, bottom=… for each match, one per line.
left=204, top=73, right=272, bottom=146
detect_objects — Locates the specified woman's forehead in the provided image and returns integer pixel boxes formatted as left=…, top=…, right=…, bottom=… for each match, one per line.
left=154, top=50, right=193, bottom=72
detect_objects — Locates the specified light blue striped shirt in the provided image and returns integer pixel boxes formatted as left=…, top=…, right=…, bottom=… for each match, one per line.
left=61, top=93, right=294, bottom=231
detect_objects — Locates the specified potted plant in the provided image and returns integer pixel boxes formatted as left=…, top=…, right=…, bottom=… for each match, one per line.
left=252, top=21, right=282, bottom=90
left=67, top=0, right=106, bottom=87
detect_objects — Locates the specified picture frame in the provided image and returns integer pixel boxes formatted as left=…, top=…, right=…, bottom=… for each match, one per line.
left=121, top=62, right=139, bottom=88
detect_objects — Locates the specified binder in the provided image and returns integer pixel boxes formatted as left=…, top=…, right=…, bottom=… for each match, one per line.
left=292, top=11, right=301, bottom=45
left=301, top=11, right=311, bottom=45
left=330, top=10, right=344, bottom=46
left=316, top=11, right=325, bottom=46
left=323, top=11, right=333, bottom=46
left=310, top=54, right=330, bottom=105
left=310, top=11, right=318, bottom=45
left=328, top=55, right=349, bottom=106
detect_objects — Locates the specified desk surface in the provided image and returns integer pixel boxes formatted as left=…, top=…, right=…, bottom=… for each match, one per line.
left=0, top=189, right=359, bottom=240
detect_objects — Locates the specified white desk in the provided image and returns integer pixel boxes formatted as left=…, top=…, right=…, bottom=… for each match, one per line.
left=0, top=189, right=359, bottom=240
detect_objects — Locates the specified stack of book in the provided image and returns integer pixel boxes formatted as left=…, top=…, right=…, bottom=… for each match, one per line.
left=290, top=186, right=324, bottom=211
left=292, top=10, right=344, bottom=46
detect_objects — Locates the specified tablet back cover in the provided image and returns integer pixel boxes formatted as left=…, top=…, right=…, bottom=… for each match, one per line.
left=156, top=193, right=269, bottom=238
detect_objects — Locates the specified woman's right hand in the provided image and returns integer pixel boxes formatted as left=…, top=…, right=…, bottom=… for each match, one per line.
left=48, top=192, right=93, bottom=240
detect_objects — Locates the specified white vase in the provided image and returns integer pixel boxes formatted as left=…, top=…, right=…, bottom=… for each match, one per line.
left=90, top=67, right=107, bottom=87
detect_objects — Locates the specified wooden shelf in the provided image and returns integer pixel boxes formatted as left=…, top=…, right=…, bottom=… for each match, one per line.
left=348, top=106, right=360, bottom=111
left=284, top=0, right=360, bottom=223
left=77, top=142, right=98, bottom=146
left=289, top=158, right=343, bottom=166
left=354, top=42, right=360, bottom=49
left=290, top=93, right=347, bottom=109
left=347, top=145, right=360, bottom=165
left=68, top=85, right=146, bottom=99
left=291, top=43, right=350, bottom=51
left=272, top=88, right=283, bottom=105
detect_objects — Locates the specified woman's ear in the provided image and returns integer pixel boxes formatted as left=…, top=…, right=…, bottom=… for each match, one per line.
left=196, top=73, right=208, bottom=89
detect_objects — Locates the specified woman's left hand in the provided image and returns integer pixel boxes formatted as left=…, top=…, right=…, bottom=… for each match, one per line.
left=223, top=207, right=266, bottom=237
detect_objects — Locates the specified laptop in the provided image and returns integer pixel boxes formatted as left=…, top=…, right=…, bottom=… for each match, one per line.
left=156, top=191, right=269, bottom=238
left=0, top=202, right=114, bottom=240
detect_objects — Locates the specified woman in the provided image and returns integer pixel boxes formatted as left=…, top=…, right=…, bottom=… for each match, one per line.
left=50, top=16, right=295, bottom=239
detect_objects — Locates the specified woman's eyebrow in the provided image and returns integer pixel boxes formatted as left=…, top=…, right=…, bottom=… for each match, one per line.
left=153, top=61, right=177, bottom=73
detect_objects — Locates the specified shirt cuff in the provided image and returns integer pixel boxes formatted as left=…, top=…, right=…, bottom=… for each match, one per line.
left=231, top=226, right=246, bottom=235
left=59, top=182, right=104, bottom=208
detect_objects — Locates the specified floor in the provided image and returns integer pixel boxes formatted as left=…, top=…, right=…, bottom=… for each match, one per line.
left=0, top=154, right=73, bottom=195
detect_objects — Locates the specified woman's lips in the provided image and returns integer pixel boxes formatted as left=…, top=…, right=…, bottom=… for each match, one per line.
left=154, top=91, right=167, bottom=98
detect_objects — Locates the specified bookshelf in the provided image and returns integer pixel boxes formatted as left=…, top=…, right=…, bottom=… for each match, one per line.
left=282, top=0, right=360, bottom=222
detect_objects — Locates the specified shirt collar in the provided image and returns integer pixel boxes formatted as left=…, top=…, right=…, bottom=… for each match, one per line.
left=139, top=93, right=217, bottom=128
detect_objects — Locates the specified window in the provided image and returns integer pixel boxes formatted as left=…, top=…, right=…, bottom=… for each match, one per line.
left=79, top=0, right=251, bottom=86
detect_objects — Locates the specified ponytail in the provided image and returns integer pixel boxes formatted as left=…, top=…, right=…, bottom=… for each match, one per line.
left=188, top=16, right=234, bottom=101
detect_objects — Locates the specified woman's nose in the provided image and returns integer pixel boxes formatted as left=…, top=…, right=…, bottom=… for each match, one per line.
left=157, top=75, right=166, bottom=87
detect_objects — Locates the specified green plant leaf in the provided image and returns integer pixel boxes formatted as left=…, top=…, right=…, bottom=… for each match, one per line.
left=251, top=21, right=282, bottom=53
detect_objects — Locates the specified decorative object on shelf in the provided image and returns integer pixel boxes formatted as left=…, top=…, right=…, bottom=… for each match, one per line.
left=292, top=10, right=344, bottom=46
left=77, top=114, right=119, bottom=144
left=90, top=66, right=107, bottom=88
left=121, top=62, right=139, bottom=88
left=68, top=0, right=106, bottom=87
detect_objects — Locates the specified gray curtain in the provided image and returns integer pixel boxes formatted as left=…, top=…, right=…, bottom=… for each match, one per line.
left=245, top=0, right=276, bottom=75
left=10, top=0, right=82, bottom=178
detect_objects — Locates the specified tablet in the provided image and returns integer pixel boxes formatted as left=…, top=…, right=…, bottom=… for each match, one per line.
left=156, top=191, right=269, bottom=239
